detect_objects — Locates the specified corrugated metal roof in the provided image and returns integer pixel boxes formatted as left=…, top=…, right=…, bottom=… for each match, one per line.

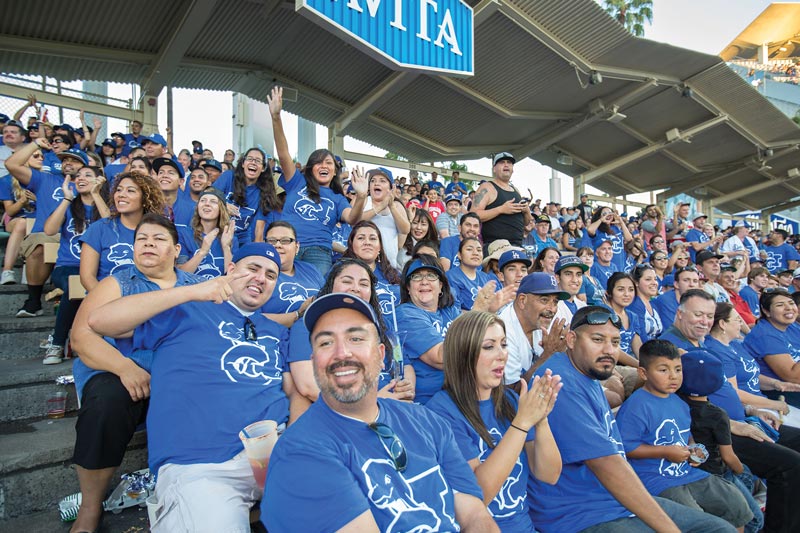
left=3, top=0, right=800, bottom=212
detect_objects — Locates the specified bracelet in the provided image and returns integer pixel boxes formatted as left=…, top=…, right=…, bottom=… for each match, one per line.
left=64, top=197, right=73, bottom=202
left=295, top=310, right=300, bottom=321
left=509, top=423, right=528, bottom=434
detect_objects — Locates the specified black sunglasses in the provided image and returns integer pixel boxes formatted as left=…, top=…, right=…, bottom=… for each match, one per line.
left=572, top=309, right=622, bottom=331
left=368, top=422, right=407, bottom=472
left=762, top=288, right=791, bottom=295
left=244, top=316, right=257, bottom=342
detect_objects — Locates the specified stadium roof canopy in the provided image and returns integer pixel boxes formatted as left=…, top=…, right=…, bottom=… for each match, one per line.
left=3, top=0, right=800, bottom=214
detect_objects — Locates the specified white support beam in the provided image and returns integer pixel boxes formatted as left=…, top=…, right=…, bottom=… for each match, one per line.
left=140, top=0, right=220, bottom=98
left=765, top=198, right=800, bottom=216
left=557, top=147, right=643, bottom=194
left=334, top=72, right=419, bottom=134
left=710, top=173, right=800, bottom=205
left=614, top=122, right=703, bottom=173
left=0, top=81, right=136, bottom=121
left=342, top=150, right=491, bottom=182
left=580, top=115, right=729, bottom=184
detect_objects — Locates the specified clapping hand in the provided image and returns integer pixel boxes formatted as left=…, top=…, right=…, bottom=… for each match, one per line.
left=513, top=370, right=562, bottom=431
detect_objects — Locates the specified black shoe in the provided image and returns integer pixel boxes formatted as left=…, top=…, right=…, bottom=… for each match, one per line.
left=16, top=300, right=43, bottom=318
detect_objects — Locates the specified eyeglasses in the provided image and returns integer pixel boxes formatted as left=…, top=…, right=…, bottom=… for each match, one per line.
left=266, top=237, right=296, bottom=246
left=368, top=422, right=407, bottom=472
left=31, top=153, right=44, bottom=159
left=634, top=264, right=654, bottom=272
left=409, top=271, right=439, bottom=283
left=763, top=287, right=791, bottom=295
left=652, top=256, right=667, bottom=261
left=652, top=239, right=664, bottom=244
left=244, top=316, right=257, bottom=342
left=572, top=309, right=622, bottom=331
left=243, top=156, right=264, bottom=165
left=52, top=138, right=67, bottom=144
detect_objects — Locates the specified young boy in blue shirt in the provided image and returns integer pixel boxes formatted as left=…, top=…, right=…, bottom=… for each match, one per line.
left=616, top=340, right=752, bottom=530
left=679, top=349, right=764, bottom=533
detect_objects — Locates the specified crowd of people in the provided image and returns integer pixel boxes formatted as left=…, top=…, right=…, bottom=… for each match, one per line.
left=3, top=85, right=800, bottom=532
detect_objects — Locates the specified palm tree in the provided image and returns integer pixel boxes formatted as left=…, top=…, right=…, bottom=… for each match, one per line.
left=604, top=0, right=653, bottom=37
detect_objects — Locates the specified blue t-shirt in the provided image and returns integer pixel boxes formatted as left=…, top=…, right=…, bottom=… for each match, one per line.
left=615, top=308, right=645, bottom=356
left=26, top=168, right=69, bottom=233
left=79, top=217, right=136, bottom=280
left=444, top=181, right=467, bottom=196
left=581, top=274, right=607, bottom=306
left=590, top=262, right=618, bottom=289
left=262, top=397, right=482, bottom=532
left=738, top=285, right=761, bottom=319
left=427, top=390, right=536, bottom=533
left=176, top=226, right=239, bottom=280
left=744, top=319, right=800, bottom=381
left=439, top=235, right=461, bottom=269
left=447, top=267, right=493, bottom=310
left=705, top=336, right=763, bottom=398
left=616, top=389, right=708, bottom=496
left=652, top=291, right=680, bottom=329
left=628, top=296, right=663, bottom=342
left=134, top=301, right=289, bottom=475
left=55, top=204, right=96, bottom=268
left=168, top=194, right=195, bottom=227
left=396, top=302, right=461, bottom=404
left=213, top=170, right=277, bottom=245
left=533, top=233, right=559, bottom=254
left=71, top=266, right=200, bottom=399
left=659, top=328, right=745, bottom=421
left=528, top=353, right=630, bottom=532
left=685, top=228, right=709, bottom=263
left=103, top=163, right=126, bottom=182
left=763, top=242, right=800, bottom=273
left=590, top=227, right=626, bottom=272
left=41, top=151, right=62, bottom=176
left=260, top=260, right=324, bottom=314
left=0, top=175, right=36, bottom=218
left=278, top=169, right=351, bottom=249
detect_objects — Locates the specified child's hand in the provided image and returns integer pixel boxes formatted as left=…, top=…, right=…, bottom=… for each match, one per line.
left=663, top=445, right=691, bottom=464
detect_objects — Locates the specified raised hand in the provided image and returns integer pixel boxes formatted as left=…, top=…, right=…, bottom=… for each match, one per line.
left=267, top=86, right=283, bottom=118
left=513, top=370, right=562, bottom=431
left=61, top=176, right=75, bottom=201
left=35, top=137, right=52, bottom=151
left=220, top=220, right=235, bottom=250
left=92, top=117, right=102, bottom=130
left=201, top=228, right=220, bottom=252
left=91, top=176, right=106, bottom=195
left=350, top=166, right=368, bottom=197
left=540, top=318, right=567, bottom=356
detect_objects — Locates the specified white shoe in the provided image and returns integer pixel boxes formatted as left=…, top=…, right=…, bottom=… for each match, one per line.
left=43, top=345, right=64, bottom=365
left=1, top=270, right=16, bottom=285
left=40, top=333, right=54, bottom=350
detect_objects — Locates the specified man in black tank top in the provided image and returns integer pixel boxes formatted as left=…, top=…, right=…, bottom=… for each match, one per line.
left=470, top=152, right=532, bottom=249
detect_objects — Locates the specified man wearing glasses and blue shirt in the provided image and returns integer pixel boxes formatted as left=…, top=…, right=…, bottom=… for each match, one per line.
left=263, top=293, right=498, bottom=532
left=528, top=306, right=735, bottom=533
left=83, top=242, right=293, bottom=532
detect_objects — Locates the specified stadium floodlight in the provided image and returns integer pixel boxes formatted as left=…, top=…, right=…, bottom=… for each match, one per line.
left=589, top=71, right=603, bottom=85
left=665, top=128, right=682, bottom=142
left=556, top=153, right=573, bottom=166
left=788, top=168, right=800, bottom=178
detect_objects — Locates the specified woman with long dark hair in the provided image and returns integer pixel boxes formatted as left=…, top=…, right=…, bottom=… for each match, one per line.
left=427, top=311, right=561, bottom=532
left=42, top=166, right=109, bottom=364
left=269, top=87, right=367, bottom=274
left=343, top=220, right=402, bottom=286
left=212, top=146, right=282, bottom=246
left=560, top=218, right=581, bottom=253
left=397, top=208, right=439, bottom=268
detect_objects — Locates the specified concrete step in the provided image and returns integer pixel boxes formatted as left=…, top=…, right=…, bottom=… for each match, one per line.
left=0, top=415, right=148, bottom=521
left=0, top=357, right=78, bottom=423
left=0, top=283, right=57, bottom=317
left=0, top=316, right=57, bottom=360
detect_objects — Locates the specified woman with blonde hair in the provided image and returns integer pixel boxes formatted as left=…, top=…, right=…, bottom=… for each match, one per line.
left=427, top=311, right=561, bottom=532
left=177, top=187, right=236, bottom=279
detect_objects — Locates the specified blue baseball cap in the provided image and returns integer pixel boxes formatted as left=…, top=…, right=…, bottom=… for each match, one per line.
left=405, top=259, right=444, bottom=282
left=304, top=293, right=381, bottom=335
left=57, top=123, right=74, bottom=133
left=152, top=157, right=185, bottom=180
left=444, top=194, right=460, bottom=204
left=0, top=113, right=9, bottom=123
left=232, top=242, right=281, bottom=270
left=368, top=167, right=394, bottom=187
left=141, top=133, right=167, bottom=147
left=498, top=249, right=532, bottom=271
left=193, top=145, right=204, bottom=154
left=555, top=255, right=588, bottom=273
left=517, top=272, right=569, bottom=300
left=56, top=148, right=89, bottom=165
left=679, top=350, right=725, bottom=397
left=111, top=131, right=125, bottom=139
left=201, top=159, right=222, bottom=172
left=101, top=137, right=115, bottom=147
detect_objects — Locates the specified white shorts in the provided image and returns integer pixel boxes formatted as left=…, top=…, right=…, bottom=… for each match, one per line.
left=148, top=451, right=260, bottom=533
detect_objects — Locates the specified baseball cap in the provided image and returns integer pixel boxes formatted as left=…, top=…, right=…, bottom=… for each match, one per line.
left=111, top=132, right=125, bottom=139
left=695, top=250, right=723, bottom=265
left=498, top=249, right=532, bottom=271
left=555, top=255, right=588, bottom=273
left=198, top=187, right=226, bottom=204
left=404, top=259, right=444, bottom=282
left=28, top=122, right=40, bottom=131
left=193, top=146, right=204, bottom=154
left=691, top=212, right=707, bottom=221
left=191, top=140, right=203, bottom=147
left=492, top=152, right=515, bottom=166
left=535, top=214, right=552, bottom=225
left=678, top=350, right=725, bottom=396
left=367, top=167, right=394, bottom=187
left=201, top=159, right=222, bottom=172
left=56, top=148, right=89, bottom=165
left=0, top=113, right=9, bottom=123
left=141, top=133, right=167, bottom=147
left=517, top=273, right=569, bottom=300
left=793, top=267, right=800, bottom=279
left=719, top=262, right=737, bottom=272
left=304, top=293, right=381, bottom=335
left=4, top=120, right=27, bottom=133
left=232, top=242, right=281, bottom=270
left=444, top=194, right=460, bottom=204
left=101, top=137, right=115, bottom=147
left=57, top=123, right=74, bottom=133
left=152, top=157, right=185, bottom=180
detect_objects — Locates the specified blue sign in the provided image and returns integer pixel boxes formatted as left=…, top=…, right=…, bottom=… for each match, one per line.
left=771, top=214, right=800, bottom=235
left=296, top=0, right=474, bottom=76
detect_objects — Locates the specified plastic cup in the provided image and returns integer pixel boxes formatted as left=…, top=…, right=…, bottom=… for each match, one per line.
left=47, top=390, right=68, bottom=419
left=239, top=420, right=278, bottom=488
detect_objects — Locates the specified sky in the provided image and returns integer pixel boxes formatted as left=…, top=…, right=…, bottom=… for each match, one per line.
left=8, top=0, right=779, bottom=208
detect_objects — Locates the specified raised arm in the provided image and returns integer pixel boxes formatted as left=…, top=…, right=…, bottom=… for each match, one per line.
left=43, top=177, right=74, bottom=236
left=5, top=138, right=47, bottom=186
left=267, top=87, right=295, bottom=182
left=344, top=166, right=368, bottom=224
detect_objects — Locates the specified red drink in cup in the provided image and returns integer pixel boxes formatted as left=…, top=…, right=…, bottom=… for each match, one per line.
left=239, top=420, right=279, bottom=489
